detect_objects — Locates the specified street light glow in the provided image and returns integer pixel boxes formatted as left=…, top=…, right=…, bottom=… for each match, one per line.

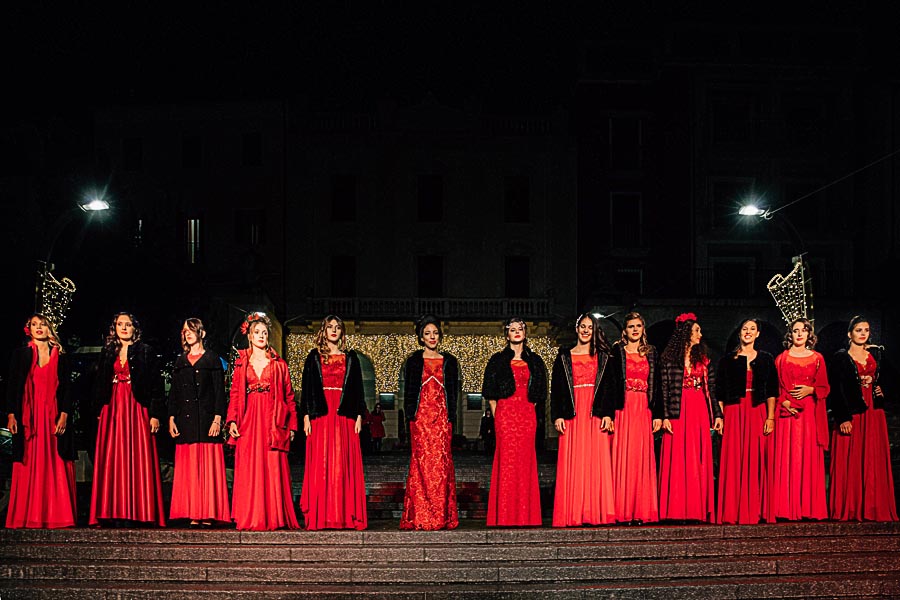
left=79, top=198, right=110, bottom=212
left=739, top=204, right=766, bottom=217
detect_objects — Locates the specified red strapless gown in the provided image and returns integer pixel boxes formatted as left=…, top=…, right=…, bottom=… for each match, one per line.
left=400, top=357, right=459, bottom=530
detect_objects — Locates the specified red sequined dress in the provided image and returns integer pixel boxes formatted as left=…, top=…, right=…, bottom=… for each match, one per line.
left=400, top=357, right=459, bottom=530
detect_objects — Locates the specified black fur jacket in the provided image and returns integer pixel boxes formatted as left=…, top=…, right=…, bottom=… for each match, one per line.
left=300, top=349, right=366, bottom=420
left=481, top=345, right=548, bottom=411
left=402, top=350, right=459, bottom=424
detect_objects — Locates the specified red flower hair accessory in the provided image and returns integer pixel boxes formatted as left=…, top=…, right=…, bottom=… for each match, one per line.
left=240, top=312, right=270, bottom=335
left=23, top=323, right=32, bottom=337
left=675, top=312, right=697, bottom=325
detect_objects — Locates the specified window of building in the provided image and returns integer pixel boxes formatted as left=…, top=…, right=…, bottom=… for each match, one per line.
left=378, top=393, right=396, bottom=410
left=467, top=393, right=484, bottom=411
left=234, top=209, right=266, bottom=246
left=186, top=218, right=201, bottom=265
left=417, top=174, right=443, bottom=222
left=609, top=117, right=642, bottom=170
left=241, top=132, right=262, bottom=167
left=331, top=174, right=357, bottom=222
left=709, top=91, right=759, bottom=145
left=182, top=135, right=202, bottom=169
left=417, top=255, right=444, bottom=297
left=609, top=192, right=643, bottom=248
left=505, top=256, right=530, bottom=298
left=504, top=175, right=530, bottom=223
left=123, top=137, right=143, bottom=171
left=331, top=255, right=357, bottom=297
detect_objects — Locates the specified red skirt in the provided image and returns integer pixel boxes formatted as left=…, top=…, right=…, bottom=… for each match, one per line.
left=170, top=443, right=231, bottom=523
left=658, top=387, right=715, bottom=522
left=772, top=402, right=827, bottom=520
left=487, top=398, right=542, bottom=526
left=612, top=390, right=658, bottom=523
left=89, top=383, right=165, bottom=526
left=717, top=395, right=775, bottom=524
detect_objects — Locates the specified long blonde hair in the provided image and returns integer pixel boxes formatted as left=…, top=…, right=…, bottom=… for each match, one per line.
left=619, top=311, right=651, bottom=357
left=25, top=313, right=65, bottom=354
left=315, top=314, right=346, bottom=364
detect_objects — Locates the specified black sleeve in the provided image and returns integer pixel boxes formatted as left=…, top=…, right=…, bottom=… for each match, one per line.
left=549, top=352, right=567, bottom=423
left=532, top=355, right=548, bottom=408
left=708, top=360, right=722, bottom=420
left=348, top=352, right=365, bottom=418
left=714, top=355, right=729, bottom=405
left=57, top=353, right=74, bottom=416
left=649, top=352, right=663, bottom=420
left=481, top=355, right=500, bottom=400
left=147, top=348, right=166, bottom=422
left=599, top=354, right=620, bottom=419
left=299, top=352, right=315, bottom=417
left=447, top=355, right=460, bottom=425
left=826, top=353, right=852, bottom=424
left=212, top=356, right=227, bottom=419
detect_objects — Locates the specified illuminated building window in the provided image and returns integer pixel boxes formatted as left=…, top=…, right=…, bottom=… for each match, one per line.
left=186, top=218, right=201, bottom=265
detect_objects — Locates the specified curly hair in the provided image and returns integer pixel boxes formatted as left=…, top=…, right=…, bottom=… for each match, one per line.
left=783, top=317, right=817, bottom=349
left=661, top=315, right=707, bottom=368
left=415, top=314, right=443, bottom=346
left=243, top=312, right=275, bottom=357
left=575, top=312, right=611, bottom=356
left=181, top=317, right=206, bottom=353
left=617, top=311, right=651, bottom=356
left=105, top=312, right=142, bottom=350
left=24, top=313, right=65, bottom=354
left=315, top=314, right=346, bottom=364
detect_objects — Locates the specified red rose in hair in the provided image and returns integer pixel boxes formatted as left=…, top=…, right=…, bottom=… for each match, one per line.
left=23, top=324, right=32, bottom=337
left=675, top=312, right=697, bottom=325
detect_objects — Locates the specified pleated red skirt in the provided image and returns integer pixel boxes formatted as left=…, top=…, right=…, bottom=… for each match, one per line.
left=170, top=443, right=231, bottom=523
left=612, top=390, right=659, bottom=523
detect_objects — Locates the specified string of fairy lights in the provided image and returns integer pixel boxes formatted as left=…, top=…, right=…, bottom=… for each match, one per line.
left=37, top=270, right=77, bottom=331
left=766, top=259, right=809, bottom=325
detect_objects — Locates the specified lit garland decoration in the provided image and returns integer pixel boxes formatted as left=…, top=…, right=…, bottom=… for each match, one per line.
left=37, top=269, right=76, bottom=331
left=766, top=259, right=810, bottom=325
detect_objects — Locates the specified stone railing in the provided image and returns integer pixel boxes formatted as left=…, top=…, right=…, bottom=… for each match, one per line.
left=306, top=297, right=552, bottom=319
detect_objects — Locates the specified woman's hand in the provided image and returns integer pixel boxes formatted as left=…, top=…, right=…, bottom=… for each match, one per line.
left=554, top=418, right=566, bottom=434
left=207, top=419, right=221, bottom=438
left=874, top=385, right=884, bottom=398
left=355, top=416, right=362, bottom=434
left=149, top=417, right=160, bottom=434
left=839, top=420, right=853, bottom=435
left=169, top=416, right=180, bottom=438
left=600, top=416, right=614, bottom=433
left=228, top=422, right=240, bottom=438
left=662, top=419, right=673, bottom=434
left=712, top=417, right=723, bottom=434
left=54, top=412, right=68, bottom=436
left=290, top=430, right=296, bottom=442
left=789, top=384, right=813, bottom=400
left=763, top=418, right=775, bottom=435
left=7, top=414, right=17, bottom=435
left=651, top=418, right=662, bottom=433
left=303, top=415, right=311, bottom=437
left=782, top=400, right=800, bottom=416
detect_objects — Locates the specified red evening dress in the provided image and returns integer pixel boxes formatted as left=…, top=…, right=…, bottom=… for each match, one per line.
left=658, top=361, right=715, bottom=522
left=717, top=369, right=776, bottom=524
left=6, top=345, right=77, bottom=528
left=300, top=355, right=367, bottom=530
left=829, top=354, right=898, bottom=521
left=772, top=352, right=830, bottom=521
left=400, top=357, right=459, bottom=530
left=231, top=361, right=299, bottom=530
left=487, top=359, right=542, bottom=526
left=612, top=352, right=659, bottom=523
left=552, top=353, right=615, bottom=526
left=89, top=357, right=165, bottom=526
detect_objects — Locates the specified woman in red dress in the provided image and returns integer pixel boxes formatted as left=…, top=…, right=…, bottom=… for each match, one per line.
left=482, top=317, right=547, bottom=527
left=550, top=313, right=615, bottom=526
left=658, top=313, right=722, bottom=522
left=299, top=315, right=367, bottom=530
left=227, top=312, right=299, bottom=530
left=368, top=403, right=386, bottom=454
left=604, top=312, right=661, bottom=524
left=399, top=315, right=459, bottom=530
left=715, top=318, right=779, bottom=524
left=89, top=312, right=166, bottom=527
left=5, top=314, right=76, bottom=528
left=828, top=316, right=897, bottom=521
left=167, top=318, right=230, bottom=527
left=772, top=318, right=830, bottom=521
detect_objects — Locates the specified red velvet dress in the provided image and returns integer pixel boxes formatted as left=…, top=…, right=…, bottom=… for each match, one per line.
left=658, top=361, right=715, bottom=522
left=300, top=355, right=367, bottom=530
left=717, top=369, right=776, bottom=524
left=400, top=357, right=459, bottom=530
left=6, top=345, right=77, bottom=529
left=612, top=352, right=659, bottom=523
left=487, top=359, right=542, bottom=526
left=829, top=354, right=898, bottom=521
left=772, top=351, right=830, bottom=521
left=553, top=353, right=615, bottom=526
left=231, top=361, right=299, bottom=530
left=89, top=357, right=165, bottom=526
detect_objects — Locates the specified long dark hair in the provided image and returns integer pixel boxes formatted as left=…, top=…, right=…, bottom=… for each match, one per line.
left=181, top=317, right=206, bottom=352
left=575, top=312, right=611, bottom=356
left=105, top=312, right=142, bottom=351
left=731, top=318, right=761, bottom=355
left=661, top=316, right=707, bottom=368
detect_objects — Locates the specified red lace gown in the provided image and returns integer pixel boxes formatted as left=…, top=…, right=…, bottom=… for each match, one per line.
left=300, top=355, right=367, bottom=530
left=717, top=368, right=776, bottom=524
left=487, top=359, right=542, bottom=526
left=658, top=362, right=715, bottom=522
left=829, top=354, right=898, bottom=521
left=772, top=352, right=829, bottom=521
left=231, top=361, right=299, bottom=530
left=400, top=357, right=459, bottom=530
left=552, top=353, right=615, bottom=526
left=6, top=345, right=77, bottom=528
left=89, top=357, right=165, bottom=526
left=612, top=352, right=659, bottom=523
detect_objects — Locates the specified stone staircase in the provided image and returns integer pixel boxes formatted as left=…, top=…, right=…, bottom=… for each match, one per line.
left=1, top=521, right=899, bottom=598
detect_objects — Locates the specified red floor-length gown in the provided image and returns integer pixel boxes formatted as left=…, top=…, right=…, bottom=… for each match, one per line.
left=658, top=362, right=715, bottom=522
left=772, top=352, right=829, bottom=521
left=717, top=369, right=776, bottom=524
left=553, top=353, right=615, bottom=526
left=829, top=354, right=898, bottom=521
left=612, top=352, right=659, bottom=523
left=487, top=360, right=542, bottom=526
left=400, top=357, right=459, bottom=530
left=89, top=358, right=165, bottom=526
left=300, top=355, right=367, bottom=530
left=6, top=346, right=77, bottom=528
left=169, top=353, right=230, bottom=524
left=231, top=362, right=299, bottom=530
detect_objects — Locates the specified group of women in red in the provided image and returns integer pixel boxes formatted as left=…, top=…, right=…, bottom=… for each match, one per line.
left=4, top=310, right=896, bottom=530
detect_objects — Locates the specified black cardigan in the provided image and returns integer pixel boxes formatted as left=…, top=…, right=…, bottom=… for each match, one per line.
left=91, top=341, right=166, bottom=421
left=600, top=343, right=663, bottom=420
left=167, top=351, right=227, bottom=444
left=402, top=350, right=459, bottom=424
left=5, top=344, right=75, bottom=462
left=550, top=346, right=610, bottom=422
left=715, top=351, right=779, bottom=407
left=827, top=347, right=887, bottom=424
left=659, top=357, right=722, bottom=422
left=481, top=346, right=548, bottom=418
left=299, top=349, right=366, bottom=420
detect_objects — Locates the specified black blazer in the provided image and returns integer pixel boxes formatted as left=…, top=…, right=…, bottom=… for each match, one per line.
left=91, top=341, right=166, bottom=421
left=167, top=351, right=227, bottom=444
left=600, top=343, right=663, bottom=420
left=659, top=357, right=722, bottom=422
left=300, top=349, right=366, bottom=420
left=715, top=351, right=779, bottom=407
left=481, top=346, right=548, bottom=424
left=550, top=347, right=610, bottom=422
left=5, top=344, right=75, bottom=462
left=402, top=350, right=460, bottom=424
left=827, top=347, right=888, bottom=424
